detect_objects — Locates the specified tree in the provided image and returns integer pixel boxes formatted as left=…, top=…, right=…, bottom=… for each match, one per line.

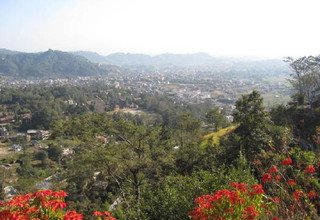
left=47, top=144, right=63, bottom=163
left=205, top=107, right=228, bottom=131
left=285, top=56, right=320, bottom=104
left=233, top=90, right=271, bottom=159
left=35, top=150, right=49, bottom=166
left=175, top=113, right=201, bottom=147
left=17, top=154, right=35, bottom=177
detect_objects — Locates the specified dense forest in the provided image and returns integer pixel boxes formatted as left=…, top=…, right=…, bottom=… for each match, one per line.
left=1, top=56, right=320, bottom=219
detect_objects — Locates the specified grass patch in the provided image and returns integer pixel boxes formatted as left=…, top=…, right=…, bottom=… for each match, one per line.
left=201, top=125, right=238, bottom=148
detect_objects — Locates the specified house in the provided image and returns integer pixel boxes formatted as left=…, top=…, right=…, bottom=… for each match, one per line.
left=27, top=129, right=37, bottom=139
left=4, top=186, right=18, bottom=199
left=22, top=113, right=32, bottom=120
left=62, top=148, right=74, bottom=156
left=1, top=164, right=12, bottom=170
left=64, top=99, right=76, bottom=105
left=0, top=127, right=8, bottom=137
left=0, top=115, right=15, bottom=124
left=36, top=130, right=50, bottom=140
left=11, top=144, right=22, bottom=152
left=9, top=133, right=27, bottom=142
left=27, top=130, right=50, bottom=140
left=226, top=115, right=234, bottom=122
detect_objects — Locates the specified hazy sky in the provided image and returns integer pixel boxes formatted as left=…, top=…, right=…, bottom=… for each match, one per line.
left=0, top=0, right=320, bottom=58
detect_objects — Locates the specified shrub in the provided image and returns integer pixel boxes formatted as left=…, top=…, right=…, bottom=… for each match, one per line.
left=0, top=189, right=115, bottom=220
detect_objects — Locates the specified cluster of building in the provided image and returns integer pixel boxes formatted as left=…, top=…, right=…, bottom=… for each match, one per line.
left=0, top=66, right=291, bottom=121
left=0, top=127, right=50, bottom=152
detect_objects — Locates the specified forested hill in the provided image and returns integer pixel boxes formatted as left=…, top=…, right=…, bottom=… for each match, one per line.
left=0, top=49, right=118, bottom=78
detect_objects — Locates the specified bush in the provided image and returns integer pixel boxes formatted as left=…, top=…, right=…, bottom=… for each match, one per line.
left=0, top=189, right=116, bottom=220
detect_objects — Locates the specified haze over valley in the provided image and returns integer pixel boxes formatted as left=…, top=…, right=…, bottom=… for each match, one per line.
left=0, top=48, right=292, bottom=108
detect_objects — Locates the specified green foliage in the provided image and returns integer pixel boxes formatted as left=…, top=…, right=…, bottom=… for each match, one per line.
left=205, top=107, right=229, bottom=131
left=34, top=150, right=49, bottom=166
left=270, top=104, right=293, bottom=126
left=233, top=90, right=272, bottom=159
left=47, top=144, right=63, bottom=162
left=0, top=49, right=114, bottom=78
left=16, top=154, right=35, bottom=177
left=142, top=166, right=256, bottom=220
left=5, top=77, right=320, bottom=219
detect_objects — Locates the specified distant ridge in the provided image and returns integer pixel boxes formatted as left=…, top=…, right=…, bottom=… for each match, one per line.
left=72, top=51, right=109, bottom=63
left=72, top=50, right=292, bottom=76
left=0, top=48, right=22, bottom=55
left=0, top=49, right=118, bottom=78
left=72, top=51, right=215, bottom=66
left=0, top=48, right=293, bottom=78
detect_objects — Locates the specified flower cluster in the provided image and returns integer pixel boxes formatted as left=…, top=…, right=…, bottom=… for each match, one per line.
left=258, top=150, right=320, bottom=219
left=191, top=147, right=320, bottom=219
left=0, top=190, right=116, bottom=220
left=190, top=182, right=272, bottom=220
left=93, top=211, right=116, bottom=220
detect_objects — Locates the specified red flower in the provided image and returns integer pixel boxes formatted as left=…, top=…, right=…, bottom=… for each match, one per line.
left=104, top=211, right=116, bottom=220
left=43, top=200, right=67, bottom=211
left=268, top=165, right=278, bottom=173
left=53, top=190, right=68, bottom=198
left=34, top=189, right=53, bottom=198
left=262, top=173, right=272, bottom=183
left=304, top=165, right=316, bottom=174
left=271, top=197, right=281, bottom=204
left=93, top=211, right=103, bottom=216
left=0, top=190, right=119, bottom=220
left=251, top=184, right=264, bottom=195
left=103, top=211, right=113, bottom=216
left=274, top=175, right=281, bottom=182
left=308, top=190, right=318, bottom=199
left=230, top=182, right=247, bottom=193
left=64, top=210, right=83, bottom=220
left=242, top=206, right=259, bottom=220
left=292, top=190, right=303, bottom=202
left=287, top=179, right=296, bottom=186
left=282, top=157, right=293, bottom=166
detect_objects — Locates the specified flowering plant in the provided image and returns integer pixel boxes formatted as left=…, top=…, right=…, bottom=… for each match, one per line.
left=190, top=182, right=274, bottom=220
left=259, top=153, right=319, bottom=219
left=0, top=189, right=116, bottom=220
left=190, top=146, right=320, bottom=219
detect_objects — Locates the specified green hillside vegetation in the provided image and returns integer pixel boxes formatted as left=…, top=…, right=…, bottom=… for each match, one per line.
left=2, top=55, right=320, bottom=219
left=0, top=49, right=117, bottom=78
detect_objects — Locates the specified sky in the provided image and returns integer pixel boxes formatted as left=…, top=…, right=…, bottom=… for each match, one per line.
left=0, top=0, right=320, bottom=58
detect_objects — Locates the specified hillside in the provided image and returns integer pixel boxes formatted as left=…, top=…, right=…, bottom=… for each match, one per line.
left=71, top=51, right=109, bottom=63
left=0, top=49, right=118, bottom=78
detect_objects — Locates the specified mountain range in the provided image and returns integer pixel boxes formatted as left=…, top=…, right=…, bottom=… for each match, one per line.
left=72, top=51, right=217, bottom=66
left=0, top=48, right=292, bottom=78
left=72, top=51, right=292, bottom=76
